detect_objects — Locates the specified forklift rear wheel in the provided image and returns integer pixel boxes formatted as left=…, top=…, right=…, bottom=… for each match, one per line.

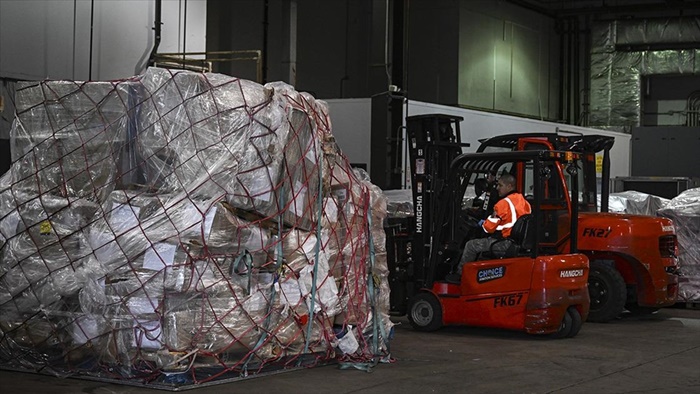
left=566, top=307, right=583, bottom=338
left=408, top=293, right=443, bottom=332
left=587, top=261, right=626, bottom=323
left=550, top=309, right=573, bottom=339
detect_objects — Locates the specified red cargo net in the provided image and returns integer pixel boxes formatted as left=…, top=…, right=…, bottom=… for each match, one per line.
left=0, top=68, right=392, bottom=388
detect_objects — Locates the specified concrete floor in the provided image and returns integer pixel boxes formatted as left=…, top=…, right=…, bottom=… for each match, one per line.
left=1, top=307, right=699, bottom=394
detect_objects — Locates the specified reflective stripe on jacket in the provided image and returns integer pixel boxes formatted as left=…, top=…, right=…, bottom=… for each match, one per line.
left=482, top=192, right=532, bottom=238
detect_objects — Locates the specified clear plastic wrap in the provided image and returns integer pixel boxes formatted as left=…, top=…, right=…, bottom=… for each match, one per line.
left=138, top=69, right=271, bottom=201
left=658, top=188, right=700, bottom=302
left=606, top=190, right=670, bottom=215
left=383, top=189, right=415, bottom=219
left=0, top=68, right=392, bottom=388
left=10, top=80, right=132, bottom=202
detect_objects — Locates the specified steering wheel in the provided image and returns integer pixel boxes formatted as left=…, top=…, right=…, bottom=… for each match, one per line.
left=463, top=213, right=481, bottom=228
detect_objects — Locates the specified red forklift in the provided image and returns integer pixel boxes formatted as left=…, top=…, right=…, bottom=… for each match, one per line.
left=387, top=115, right=590, bottom=337
left=476, top=133, right=680, bottom=322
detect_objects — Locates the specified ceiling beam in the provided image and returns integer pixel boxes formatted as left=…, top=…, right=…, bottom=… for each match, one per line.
left=503, top=0, right=557, bottom=18
left=507, top=0, right=700, bottom=18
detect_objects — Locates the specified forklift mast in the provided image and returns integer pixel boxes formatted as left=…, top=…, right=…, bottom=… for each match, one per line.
left=405, top=114, right=469, bottom=289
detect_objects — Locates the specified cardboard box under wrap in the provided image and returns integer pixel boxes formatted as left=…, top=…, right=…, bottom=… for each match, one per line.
left=0, top=315, right=64, bottom=350
left=226, top=101, right=288, bottom=221
left=194, top=202, right=274, bottom=268
left=86, top=190, right=166, bottom=272
left=279, top=229, right=341, bottom=319
left=72, top=280, right=170, bottom=368
left=162, top=289, right=271, bottom=355
left=64, top=311, right=158, bottom=369
left=65, top=313, right=123, bottom=367
left=0, top=277, right=62, bottom=317
left=86, top=190, right=224, bottom=273
left=280, top=109, right=322, bottom=231
left=0, top=192, right=102, bottom=315
left=10, top=80, right=133, bottom=202
left=136, top=69, right=209, bottom=193
left=0, top=255, right=87, bottom=303
left=137, top=69, right=271, bottom=199
left=93, top=197, right=273, bottom=274
left=226, top=95, right=324, bottom=232
left=0, top=191, right=98, bottom=264
left=332, top=170, right=390, bottom=329
left=162, top=278, right=331, bottom=363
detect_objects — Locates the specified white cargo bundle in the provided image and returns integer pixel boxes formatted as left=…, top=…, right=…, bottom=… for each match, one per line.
left=0, top=68, right=392, bottom=389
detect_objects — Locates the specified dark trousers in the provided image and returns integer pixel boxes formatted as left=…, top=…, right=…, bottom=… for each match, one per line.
left=457, top=237, right=511, bottom=274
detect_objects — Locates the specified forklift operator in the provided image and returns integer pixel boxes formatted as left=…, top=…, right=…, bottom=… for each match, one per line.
left=455, top=173, right=532, bottom=276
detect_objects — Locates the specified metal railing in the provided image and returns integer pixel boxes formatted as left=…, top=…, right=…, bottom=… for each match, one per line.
left=152, top=50, right=263, bottom=82
left=687, top=91, right=700, bottom=127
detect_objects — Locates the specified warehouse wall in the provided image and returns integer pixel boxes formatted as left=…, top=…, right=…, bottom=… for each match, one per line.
left=457, top=2, right=560, bottom=120
left=207, top=0, right=380, bottom=96
left=403, top=0, right=460, bottom=106
left=324, top=98, right=373, bottom=170
left=205, top=0, right=266, bottom=82
left=0, top=0, right=207, bottom=175
left=326, top=98, right=631, bottom=184
left=406, top=101, right=630, bottom=181
left=0, top=0, right=207, bottom=81
left=207, top=0, right=562, bottom=123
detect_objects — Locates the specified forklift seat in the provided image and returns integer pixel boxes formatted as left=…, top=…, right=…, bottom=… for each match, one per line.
left=484, top=214, right=534, bottom=259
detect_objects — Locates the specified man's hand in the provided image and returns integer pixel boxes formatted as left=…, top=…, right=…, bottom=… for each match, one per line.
left=478, top=219, right=485, bottom=226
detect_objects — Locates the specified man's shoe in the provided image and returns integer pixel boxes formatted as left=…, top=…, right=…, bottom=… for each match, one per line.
left=445, top=273, right=461, bottom=283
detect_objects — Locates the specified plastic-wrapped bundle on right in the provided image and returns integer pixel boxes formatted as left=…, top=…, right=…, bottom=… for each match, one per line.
left=606, top=190, right=670, bottom=216
left=658, top=188, right=700, bottom=302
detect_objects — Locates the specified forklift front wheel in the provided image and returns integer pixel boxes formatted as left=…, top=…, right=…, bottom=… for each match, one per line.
left=408, top=293, right=443, bottom=332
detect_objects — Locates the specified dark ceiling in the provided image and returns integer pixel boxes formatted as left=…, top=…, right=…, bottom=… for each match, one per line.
left=506, top=0, right=700, bottom=17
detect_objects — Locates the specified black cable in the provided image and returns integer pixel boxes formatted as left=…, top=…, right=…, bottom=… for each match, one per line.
left=89, top=0, right=95, bottom=80
left=182, top=0, right=187, bottom=69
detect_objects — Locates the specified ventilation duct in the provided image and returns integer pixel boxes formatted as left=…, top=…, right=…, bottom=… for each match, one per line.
left=589, top=17, right=700, bottom=128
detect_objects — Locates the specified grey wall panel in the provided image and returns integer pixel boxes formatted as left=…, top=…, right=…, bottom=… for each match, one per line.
left=632, top=126, right=700, bottom=177
left=206, top=0, right=264, bottom=81
left=457, top=2, right=558, bottom=119
left=500, top=23, right=542, bottom=117
left=667, top=128, right=700, bottom=178
left=1, top=0, right=206, bottom=81
left=631, top=127, right=671, bottom=176
left=206, top=0, right=561, bottom=118
left=405, top=0, right=460, bottom=105
left=457, top=11, right=498, bottom=108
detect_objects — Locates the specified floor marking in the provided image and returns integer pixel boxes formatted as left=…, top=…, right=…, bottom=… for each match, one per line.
left=669, top=317, right=700, bottom=329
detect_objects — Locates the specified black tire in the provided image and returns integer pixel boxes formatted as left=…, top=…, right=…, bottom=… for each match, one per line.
left=587, top=261, right=627, bottom=323
left=566, top=307, right=583, bottom=338
left=408, top=293, right=443, bottom=332
left=550, top=309, right=573, bottom=339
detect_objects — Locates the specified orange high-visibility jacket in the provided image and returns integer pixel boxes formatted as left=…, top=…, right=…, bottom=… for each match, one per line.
left=482, top=192, right=532, bottom=238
